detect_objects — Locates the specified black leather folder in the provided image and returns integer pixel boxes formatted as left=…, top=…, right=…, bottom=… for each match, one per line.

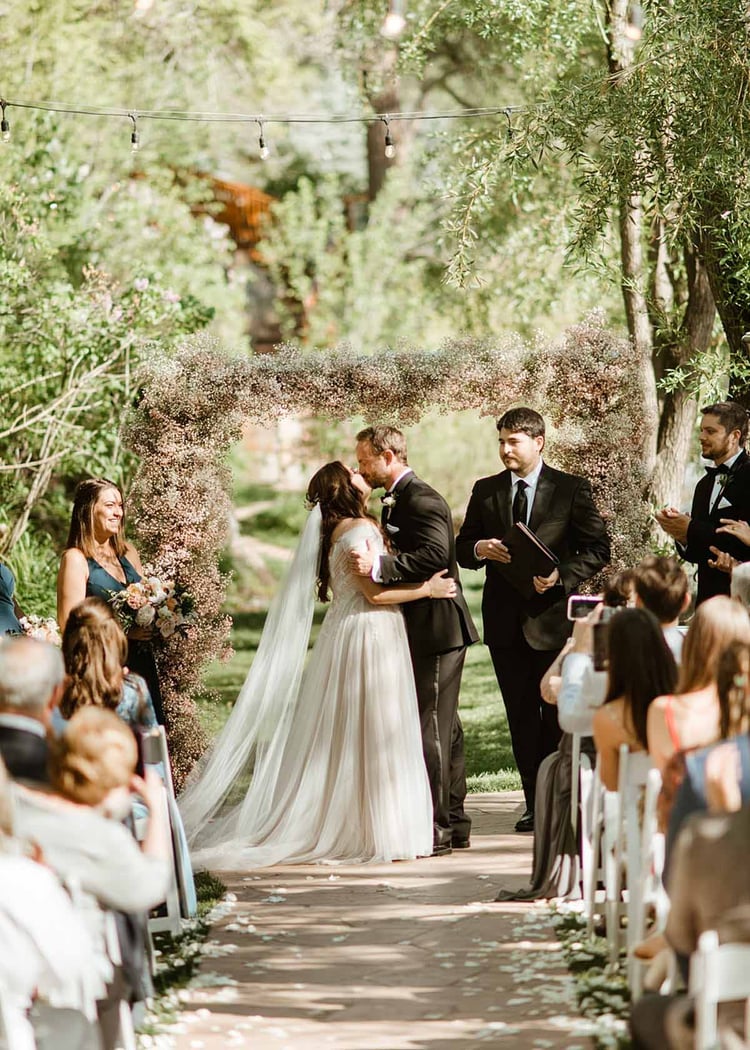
left=500, top=522, right=560, bottom=600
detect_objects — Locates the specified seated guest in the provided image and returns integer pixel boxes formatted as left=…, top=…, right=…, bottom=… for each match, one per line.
left=0, top=561, right=24, bottom=636
left=647, top=595, right=750, bottom=773
left=592, top=609, right=677, bottom=790
left=11, top=707, right=170, bottom=1050
left=0, top=755, right=97, bottom=1050
left=0, top=636, right=65, bottom=785
left=555, top=558, right=688, bottom=736
left=60, top=597, right=157, bottom=730
left=658, top=640, right=750, bottom=836
left=630, top=803, right=750, bottom=1049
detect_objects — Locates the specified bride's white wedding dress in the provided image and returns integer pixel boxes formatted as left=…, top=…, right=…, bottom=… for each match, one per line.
left=180, top=513, right=432, bottom=869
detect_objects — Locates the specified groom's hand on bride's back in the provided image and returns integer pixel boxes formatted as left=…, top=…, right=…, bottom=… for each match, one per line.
left=349, top=539, right=375, bottom=577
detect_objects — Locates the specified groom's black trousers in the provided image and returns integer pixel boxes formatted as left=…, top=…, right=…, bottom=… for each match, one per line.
left=409, top=644, right=469, bottom=848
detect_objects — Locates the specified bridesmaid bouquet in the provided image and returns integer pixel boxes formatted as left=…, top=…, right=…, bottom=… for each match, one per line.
left=109, top=571, right=196, bottom=641
left=19, top=615, right=62, bottom=646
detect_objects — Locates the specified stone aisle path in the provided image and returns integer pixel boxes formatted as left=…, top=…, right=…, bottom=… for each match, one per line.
left=172, top=792, right=593, bottom=1050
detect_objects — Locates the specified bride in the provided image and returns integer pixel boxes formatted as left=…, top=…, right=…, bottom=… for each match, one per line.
left=179, top=461, right=457, bottom=868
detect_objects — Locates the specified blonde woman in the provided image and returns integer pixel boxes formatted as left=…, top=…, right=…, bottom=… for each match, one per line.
left=647, top=595, right=750, bottom=773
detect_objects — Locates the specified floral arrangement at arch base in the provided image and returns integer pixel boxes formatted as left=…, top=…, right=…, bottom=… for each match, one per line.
left=124, top=314, right=650, bottom=787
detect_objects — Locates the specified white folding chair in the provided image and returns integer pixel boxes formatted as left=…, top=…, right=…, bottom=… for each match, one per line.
left=144, top=776, right=182, bottom=938
left=629, top=766, right=672, bottom=999
left=146, top=726, right=197, bottom=920
left=691, top=929, right=750, bottom=1049
left=613, top=745, right=653, bottom=971
left=583, top=763, right=620, bottom=960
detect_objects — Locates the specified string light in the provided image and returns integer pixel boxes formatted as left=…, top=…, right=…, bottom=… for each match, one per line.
left=382, top=116, right=396, bottom=159
left=129, top=112, right=139, bottom=152
left=1, top=101, right=10, bottom=143
left=257, top=118, right=269, bottom=159
left=382, top=0, right=406, bottom=39
left=503, top=107, right=513, bottom=141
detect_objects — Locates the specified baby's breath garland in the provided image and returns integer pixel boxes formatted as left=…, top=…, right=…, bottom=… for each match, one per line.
left=124, top=313, right=649, bottom=786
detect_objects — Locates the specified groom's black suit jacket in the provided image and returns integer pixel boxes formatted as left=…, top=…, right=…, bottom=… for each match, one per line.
left=378, top=473, right=479, bottom=655
left=456, top=464, right=610, bottom=652
left=679, top=450, right=750, bottom=604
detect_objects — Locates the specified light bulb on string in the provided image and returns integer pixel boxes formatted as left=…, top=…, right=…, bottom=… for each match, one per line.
left=257, top=119, right=269, bottom=160
left=381, top=0, right=406, bottom=39
left=129, top=112, right=140, bottom=152
left=1, top=101, right=10, bottom=143
left=382, top=117, right=396, bottom=159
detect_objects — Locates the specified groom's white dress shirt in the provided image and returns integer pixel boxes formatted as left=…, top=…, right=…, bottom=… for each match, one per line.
left=372, top=468, right=413, bottom=582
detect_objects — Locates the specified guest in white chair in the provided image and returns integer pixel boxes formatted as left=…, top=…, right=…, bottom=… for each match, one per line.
left=593, top=608, right=677, bottom=790
left=11, top=707, right=170, bottom=1050
left=0, top=756, right=96, bottom=1050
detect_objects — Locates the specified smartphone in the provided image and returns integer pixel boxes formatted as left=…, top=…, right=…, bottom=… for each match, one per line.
left=592, top=606, right=619, bottom=671
left=566, top=594, right=602, bottom=621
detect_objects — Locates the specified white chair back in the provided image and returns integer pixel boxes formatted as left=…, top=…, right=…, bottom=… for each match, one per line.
left=615, top=745, right=653, bottom=966
left=691, top=929, right=750, bottom=1049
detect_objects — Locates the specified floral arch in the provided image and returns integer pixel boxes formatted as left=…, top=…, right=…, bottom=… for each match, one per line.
left=125, top=313, right=649, bottom=785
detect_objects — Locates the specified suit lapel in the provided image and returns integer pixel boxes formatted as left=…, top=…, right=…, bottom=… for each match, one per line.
left=492, top=472, right=512, bottom=535
left=528, top=466, right=557, bottom=532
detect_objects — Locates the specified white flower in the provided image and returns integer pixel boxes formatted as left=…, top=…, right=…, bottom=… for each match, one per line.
left=134, top=277, right=149, bottom=292
left=136, top=604, right=156, bottom=627
left=381, top=494, right=397, bottom=508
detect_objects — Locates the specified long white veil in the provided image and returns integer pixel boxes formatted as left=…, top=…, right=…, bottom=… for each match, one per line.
left=179, top=504, right=321, bottom=848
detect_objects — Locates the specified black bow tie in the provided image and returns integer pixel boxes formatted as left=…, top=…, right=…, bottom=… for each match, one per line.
left=705, top=465, right=730, bottom=478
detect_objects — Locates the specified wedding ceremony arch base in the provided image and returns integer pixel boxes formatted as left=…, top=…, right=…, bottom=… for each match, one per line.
left=124, top=313, right=649, bottom=785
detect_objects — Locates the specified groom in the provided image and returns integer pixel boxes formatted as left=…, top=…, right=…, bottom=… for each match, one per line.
left=351, top=425, right=479, bottom=856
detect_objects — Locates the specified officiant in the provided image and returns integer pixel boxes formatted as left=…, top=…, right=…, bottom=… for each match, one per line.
left=456, top=407, right=610, bottom=832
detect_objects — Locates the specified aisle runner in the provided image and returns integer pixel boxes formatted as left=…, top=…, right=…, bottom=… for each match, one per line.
left=166, top=792, right=598, bottom=1050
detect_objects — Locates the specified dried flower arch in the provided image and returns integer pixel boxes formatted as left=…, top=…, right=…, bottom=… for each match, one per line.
left=124, top=314, right=649, bottom=785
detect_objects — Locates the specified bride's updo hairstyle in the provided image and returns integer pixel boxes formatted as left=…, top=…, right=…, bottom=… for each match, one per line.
left=66, top=477, right=127, bottom=559
left=307, top=461, right=375, bottom=602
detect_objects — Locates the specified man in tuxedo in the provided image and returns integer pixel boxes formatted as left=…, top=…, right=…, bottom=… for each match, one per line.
left=0, top=635, right=65, bottom=785
left=456, top=407, right=610, bottom=832
left=657, top=401, right=750, bottom=604
left=351, top=425, right=479, bottom=856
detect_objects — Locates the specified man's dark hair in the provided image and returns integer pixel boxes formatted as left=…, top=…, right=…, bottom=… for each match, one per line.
left=496, top=407, right=545, bottom=439
left=355, top=425, right=408, bottom=463
left=633, top=555, right=689, bottom=624
left=603, top=569, right=635, bottom=608
left=701, top=401, right=749, bottom=446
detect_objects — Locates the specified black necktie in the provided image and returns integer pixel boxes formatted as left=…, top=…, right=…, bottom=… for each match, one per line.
left=513, top=480, right=528, bottom=525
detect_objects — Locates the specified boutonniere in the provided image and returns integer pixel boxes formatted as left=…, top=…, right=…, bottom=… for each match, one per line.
left=381, top=493, right=397, bottom=508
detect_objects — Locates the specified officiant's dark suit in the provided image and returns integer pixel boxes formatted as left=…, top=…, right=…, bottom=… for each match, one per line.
left=456, top=413, right=610, bottom=818
left=657, top=403, right=750, bottom=604
left=378, top=471, right=479, bottom=851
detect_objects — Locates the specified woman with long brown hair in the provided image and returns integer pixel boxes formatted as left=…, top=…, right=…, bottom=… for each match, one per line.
left=57, top=478, right=165, bottom=724
left=647, top=595, right=750, bottom=772
left=180, top=461, right=456, bottom=868
left=60, top=597, right=158, bottom=730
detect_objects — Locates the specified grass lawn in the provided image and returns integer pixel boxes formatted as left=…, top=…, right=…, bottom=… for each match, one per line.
left=196, top=551, right=521, bottom=792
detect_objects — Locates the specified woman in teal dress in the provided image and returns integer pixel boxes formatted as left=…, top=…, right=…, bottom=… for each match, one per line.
left=0, top=563, right=24, bottom=637
left=57, top=477, right=165, bottom=725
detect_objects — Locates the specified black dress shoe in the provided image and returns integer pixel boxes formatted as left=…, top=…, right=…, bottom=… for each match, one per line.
left=451, top=835, right=471, bottom=849
left=514, top=809, right=534, bottom=833
left=431, top=842, right=453, bottom=857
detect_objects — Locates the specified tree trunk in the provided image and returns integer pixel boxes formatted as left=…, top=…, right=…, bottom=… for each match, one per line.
left=648, top=242, right=715, bottom=509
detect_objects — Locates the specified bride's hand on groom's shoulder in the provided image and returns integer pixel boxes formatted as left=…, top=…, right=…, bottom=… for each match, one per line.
left=349, top=540, right=374, bottom=577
